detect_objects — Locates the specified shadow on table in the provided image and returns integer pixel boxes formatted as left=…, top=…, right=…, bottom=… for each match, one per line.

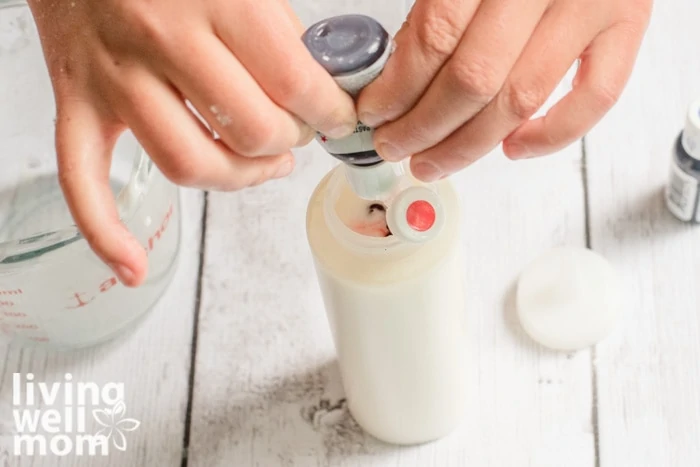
left=188, top=359, right=402, bottom=464
left=588, top=186, right=695, bottom=248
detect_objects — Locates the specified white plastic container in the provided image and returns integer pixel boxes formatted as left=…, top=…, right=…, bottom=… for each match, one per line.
left=306, top=164, right=468, bottom=444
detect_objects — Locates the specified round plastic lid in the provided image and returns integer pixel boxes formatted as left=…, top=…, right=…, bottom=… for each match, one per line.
left=516, top=247, right=622, bottom=351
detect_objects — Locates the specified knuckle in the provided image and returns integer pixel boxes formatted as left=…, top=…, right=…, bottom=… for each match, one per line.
left=398, top=121, right=436, bottom=149
left=274, top=68, right=312, bottom=107
left=158, top=154, right=203, bottom=187
left=115, top=2, right=169, bottom=46
left=447, top=59, right=501, bottom=103
left=232, top=118, right=277, bottom=156
left=414, top=12, right=464, bottom=60
left=503, top=81, right=548, bottom=120
left=56, top=157, right=77, bottom=191
left=81, top=226, right=110, bottom=260
left=589, top=82, right=621, bottom=112
left=83, top=229, right=102, bottom=251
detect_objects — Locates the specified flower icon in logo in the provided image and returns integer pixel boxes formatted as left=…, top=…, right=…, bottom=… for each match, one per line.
left=92, top=400, right=141, bottom=451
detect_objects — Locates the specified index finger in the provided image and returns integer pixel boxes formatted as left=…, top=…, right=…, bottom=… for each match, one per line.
left=55, top=99, right=148, bottom=287
left=213, top=0, right=358, bottom=138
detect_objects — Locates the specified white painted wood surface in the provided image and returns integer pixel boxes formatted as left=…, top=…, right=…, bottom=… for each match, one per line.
left=0, top=188, right=204, bottom=467
left=585, top=1, right=700, bottom=466
left=1, top=0, right=699, bottom=466
left=187, top=1, right=594, bottom=466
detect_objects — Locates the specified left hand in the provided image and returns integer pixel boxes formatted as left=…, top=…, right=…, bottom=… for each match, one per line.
left=357, top=0, right=653, bottom=181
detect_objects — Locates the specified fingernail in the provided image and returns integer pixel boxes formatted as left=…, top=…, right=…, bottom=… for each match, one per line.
left=273, top=160, right=293, bottom=179
left=359, top=112, right=386, bottom=128
left=412, top=161, right=443, bottom=182
left=376, top=142, right=405, bottom=161
left=325, top=122, right=357, bottom=139
left=110, top=263, right=135, bottom=286
left=506, top=142, right=533, bottom=159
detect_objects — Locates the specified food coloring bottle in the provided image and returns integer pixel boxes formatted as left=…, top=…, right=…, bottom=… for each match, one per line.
left=666, top=99, right=700, bottom=223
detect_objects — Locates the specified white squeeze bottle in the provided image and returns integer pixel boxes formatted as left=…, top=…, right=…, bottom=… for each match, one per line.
left=303, top=15, right=468, bottom=445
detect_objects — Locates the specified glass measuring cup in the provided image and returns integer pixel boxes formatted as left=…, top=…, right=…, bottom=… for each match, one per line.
left=0, top=1, right=181, bottom=349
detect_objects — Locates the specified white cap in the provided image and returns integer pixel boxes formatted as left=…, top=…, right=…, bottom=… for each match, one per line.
left=682, top=99, right=700, bottom=160
left=385, top=186, right=445, bottom=244
left=343, top=162, right=404, bottom=200
left=516, top=247, right=622, bottom=351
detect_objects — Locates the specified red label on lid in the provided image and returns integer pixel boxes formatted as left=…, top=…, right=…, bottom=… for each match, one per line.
left=406, top=200, right=435, bottom=232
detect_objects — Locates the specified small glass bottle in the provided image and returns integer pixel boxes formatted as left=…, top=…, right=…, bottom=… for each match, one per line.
left=666, top=99, right=700, bottom=223
left=303, top=15, right=468, bottom=445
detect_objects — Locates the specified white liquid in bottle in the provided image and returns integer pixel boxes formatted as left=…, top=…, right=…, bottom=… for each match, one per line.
left=304, top=15, right=468, bottom=444
left=307, top=165, right=468, bottom=444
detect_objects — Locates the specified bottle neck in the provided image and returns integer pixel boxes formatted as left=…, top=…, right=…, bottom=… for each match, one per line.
left=343, top=161, right=406, bottom=200
left=322, top=167, right=419, bottom=256
left=682, top=130, right=700, bottom=161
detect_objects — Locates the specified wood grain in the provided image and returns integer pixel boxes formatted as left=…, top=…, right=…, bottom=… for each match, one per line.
left=187, top=2, right=595, bottom=466
left=0, top=187, right=204, bottom=467
left=585, top=1, right=700, bottom=465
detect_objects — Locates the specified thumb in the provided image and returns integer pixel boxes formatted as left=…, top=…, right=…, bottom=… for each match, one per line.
left=55, top=98, right=148, bottom=287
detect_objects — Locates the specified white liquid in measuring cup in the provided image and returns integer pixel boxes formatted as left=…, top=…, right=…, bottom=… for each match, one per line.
left=0, top=2, right=181, bottom=349
left=0, top=144, right=180, bottom=349
left=306, top=166, right=468, bottom=445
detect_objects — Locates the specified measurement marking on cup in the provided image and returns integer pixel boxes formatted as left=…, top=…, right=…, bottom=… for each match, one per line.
left=0, top=300, right=15, bottom=307
left=66, top=292, right=96, bottom=309
left=2, top=311, right=26, bottom=318
left=0, top=289, right=22, bottom=296
left=146, top=202, right=174, bottom=252
left=63, top=202, right=175, bottom=311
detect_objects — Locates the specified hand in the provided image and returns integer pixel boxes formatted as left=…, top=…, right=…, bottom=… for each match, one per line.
left=27, top=0, right=356, bottom=287
left=358, top=0, right=652, bottom=181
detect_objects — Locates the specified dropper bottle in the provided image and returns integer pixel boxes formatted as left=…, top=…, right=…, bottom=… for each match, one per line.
left=302, top=14, right=401, bottom=200
left=666, top=99, right=700, bottom=222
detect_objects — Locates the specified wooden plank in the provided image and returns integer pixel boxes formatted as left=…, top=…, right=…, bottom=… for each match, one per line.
left=585, top=1, right=700, bottom=466
left=0, top=187, right=204, bottom=466
left=188, top=1, right=594, bottom=465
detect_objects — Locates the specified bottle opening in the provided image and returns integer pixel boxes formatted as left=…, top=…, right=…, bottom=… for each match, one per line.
left=334, top=180, right=392, bottom=238
left=322, top=164, right=446, bottom=253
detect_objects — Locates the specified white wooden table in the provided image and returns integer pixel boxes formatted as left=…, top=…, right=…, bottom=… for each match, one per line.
left=2, top=0, right=700, bottom=465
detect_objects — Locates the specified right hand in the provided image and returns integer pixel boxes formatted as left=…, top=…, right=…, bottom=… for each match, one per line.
left=27, top=0, right=357, bottom=287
